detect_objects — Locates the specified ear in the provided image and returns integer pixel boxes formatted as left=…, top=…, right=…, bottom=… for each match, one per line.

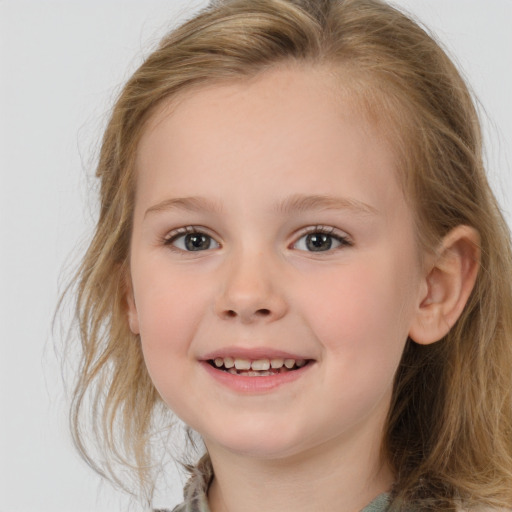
left=409, top=225, right=480, bottom=345
left=123, top=271, right=140, bottom=335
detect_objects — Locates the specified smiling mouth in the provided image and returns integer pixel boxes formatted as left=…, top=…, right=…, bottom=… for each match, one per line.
left=207, top=357, right=312, bottom=376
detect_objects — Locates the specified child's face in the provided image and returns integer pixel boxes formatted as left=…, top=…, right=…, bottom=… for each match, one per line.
left=127, top=66, right=426, bottom=462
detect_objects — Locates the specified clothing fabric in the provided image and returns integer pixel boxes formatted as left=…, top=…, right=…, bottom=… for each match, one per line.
left=164, top=455, right=391, bottom=512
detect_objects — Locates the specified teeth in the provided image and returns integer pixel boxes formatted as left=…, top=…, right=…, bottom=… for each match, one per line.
left=234, top=358, right=251, bottom=370
left=224, top=357, right=235, bottom=368
left=211, top=356, right=309, bottom=372
left=270, top=358, right=284, bottom=369
left=251, top=359, right=270, bottom=371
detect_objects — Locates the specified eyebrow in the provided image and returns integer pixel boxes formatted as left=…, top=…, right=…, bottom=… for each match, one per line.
left=144, top=193, right=378, bottom=219
left=273, top=194, right=378, bottom=216
left=144, top=196, right=224, bottom=218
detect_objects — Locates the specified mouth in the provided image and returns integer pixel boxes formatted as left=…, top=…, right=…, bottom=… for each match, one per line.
left=207, top=356, right=312, bottom=377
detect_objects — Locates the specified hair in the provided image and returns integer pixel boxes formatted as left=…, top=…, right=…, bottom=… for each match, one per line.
left=69, top=0, right=512, bottom=509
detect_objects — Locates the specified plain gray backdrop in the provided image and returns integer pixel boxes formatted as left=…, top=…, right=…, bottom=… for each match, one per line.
left=1, top=1, right=511, bottom=511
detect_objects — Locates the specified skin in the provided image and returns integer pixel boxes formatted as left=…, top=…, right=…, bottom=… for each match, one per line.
left=126, top=65, right=479, bottom=512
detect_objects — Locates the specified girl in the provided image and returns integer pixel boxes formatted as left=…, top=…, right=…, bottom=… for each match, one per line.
left=69, top=0, right=512, bottom=510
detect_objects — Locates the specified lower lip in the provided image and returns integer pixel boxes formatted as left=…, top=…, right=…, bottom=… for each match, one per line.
left=201, top=361, right=313, bottom=393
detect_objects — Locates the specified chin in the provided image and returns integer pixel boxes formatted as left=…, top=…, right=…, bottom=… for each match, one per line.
left=200, top=420, right=311, bottom=460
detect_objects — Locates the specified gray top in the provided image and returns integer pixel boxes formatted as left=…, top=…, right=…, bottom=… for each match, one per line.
left=165, top=456, right=392, bottom=512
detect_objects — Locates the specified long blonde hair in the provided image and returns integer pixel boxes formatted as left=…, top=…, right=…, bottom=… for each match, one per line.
left=69, top=0, right=512, bottom=508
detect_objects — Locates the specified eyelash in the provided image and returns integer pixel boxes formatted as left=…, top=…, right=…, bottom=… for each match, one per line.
left=163, top=226, right=220, bottom=253
left=292, top=225, right=353, bottom=252
left=162, top=225, right=353, bottom=253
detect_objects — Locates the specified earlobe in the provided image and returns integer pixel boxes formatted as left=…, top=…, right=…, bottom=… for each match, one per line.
left=409, top=225, right=480, bottom=345
left=124, top=273, right=140, bottom=335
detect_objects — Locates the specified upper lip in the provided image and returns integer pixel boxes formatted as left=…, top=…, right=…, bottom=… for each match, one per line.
left=201, top=346, right=314, bottom=361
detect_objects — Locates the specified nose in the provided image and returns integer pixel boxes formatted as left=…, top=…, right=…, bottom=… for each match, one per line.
left=214, top=251, right=288, bottom=324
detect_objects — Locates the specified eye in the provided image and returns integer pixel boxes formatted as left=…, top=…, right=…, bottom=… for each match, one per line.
left=293, top=227, right=352, bottom=252
left=165, top=228, right=220, bottom=252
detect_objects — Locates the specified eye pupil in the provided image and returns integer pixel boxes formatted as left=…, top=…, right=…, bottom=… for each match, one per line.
left=306, top=233, right=332, bottom=251
left=185, top=233, right=211, bottom=251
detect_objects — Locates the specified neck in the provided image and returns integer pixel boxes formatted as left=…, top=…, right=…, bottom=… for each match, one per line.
left=205, top=422, right=393, bottom=512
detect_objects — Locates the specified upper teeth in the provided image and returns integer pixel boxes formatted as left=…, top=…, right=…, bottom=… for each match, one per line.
left=213, top=357, right=307, bottom=370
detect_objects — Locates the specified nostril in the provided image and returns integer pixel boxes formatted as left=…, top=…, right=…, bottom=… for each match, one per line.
left=221, top=308, right=274, bottom=320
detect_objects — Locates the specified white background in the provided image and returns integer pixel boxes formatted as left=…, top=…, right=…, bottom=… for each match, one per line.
left=0, top=1, right=511, bottom=511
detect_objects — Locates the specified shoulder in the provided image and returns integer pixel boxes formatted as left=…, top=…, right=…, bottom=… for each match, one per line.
left=460, top=508, right=512, bottom=512
left=155, top=454, right=212, bottom=512
left=152, top=505, right=185, bottom=512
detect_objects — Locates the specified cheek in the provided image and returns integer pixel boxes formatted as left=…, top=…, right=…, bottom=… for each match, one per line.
left=133, top=271, right=211, bottom=408
left=299, top=255, right=417, bottom=360
left=133, top=267, right=210, bottom=358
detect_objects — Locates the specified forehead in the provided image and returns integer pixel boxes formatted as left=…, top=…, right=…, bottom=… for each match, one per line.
left=134, top=64, right=405, bottom=218
left=139, top=64, right=347, bottom=152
